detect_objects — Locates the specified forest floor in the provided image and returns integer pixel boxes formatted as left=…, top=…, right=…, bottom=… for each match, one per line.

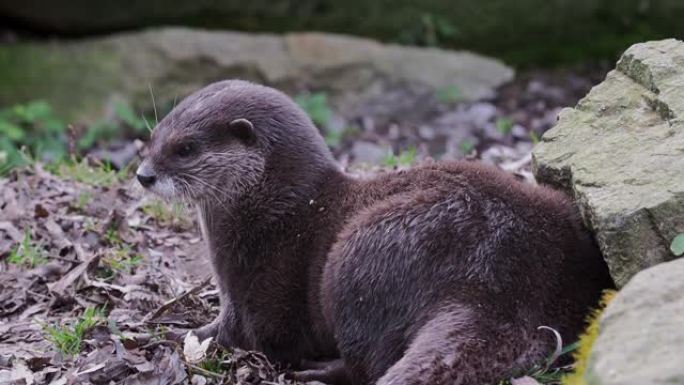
left=0, top=65, right=607, bottom=385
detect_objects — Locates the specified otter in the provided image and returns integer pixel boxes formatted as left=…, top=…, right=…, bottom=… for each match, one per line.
left=136, top=80, right=613, bottom=385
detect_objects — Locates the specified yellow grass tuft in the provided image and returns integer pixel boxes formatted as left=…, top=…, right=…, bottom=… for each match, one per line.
left=562, top=290, right=616, bottom=385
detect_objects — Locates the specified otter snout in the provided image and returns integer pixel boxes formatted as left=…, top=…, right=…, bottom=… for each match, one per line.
left=136, top=161, right=156, bottom=188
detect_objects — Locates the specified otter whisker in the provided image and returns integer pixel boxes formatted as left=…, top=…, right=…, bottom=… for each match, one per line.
left=180, top=173, right=222, bottom=199
left=175, top=178, right=197, bottom=206
left=142, top=113, right=154, bottom=133
left=180, top=172, right=232, bottom=211
left=148, top=82, right=159, bottom=125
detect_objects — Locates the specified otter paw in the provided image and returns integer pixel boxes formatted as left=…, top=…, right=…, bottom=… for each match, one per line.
left=288, top=359, right=351, bottom=385
left=193, top=321, right=219, bottom=341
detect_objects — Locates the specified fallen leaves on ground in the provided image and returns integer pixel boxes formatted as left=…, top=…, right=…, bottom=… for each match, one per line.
left=0, top=165, right=297, bottom=384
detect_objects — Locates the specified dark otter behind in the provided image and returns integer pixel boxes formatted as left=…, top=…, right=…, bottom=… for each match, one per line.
left=136, top=80, right=613, bottom=385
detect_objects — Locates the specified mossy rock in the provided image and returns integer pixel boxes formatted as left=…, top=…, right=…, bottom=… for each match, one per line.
left=0, top=41, right=123, bottom=122
left=0, top=28, right=513, bottom=123
left=532, top=39, right=684, bottom=287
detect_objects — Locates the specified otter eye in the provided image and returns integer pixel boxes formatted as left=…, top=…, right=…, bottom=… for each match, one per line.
left=175, top=143, right=195, bottom=158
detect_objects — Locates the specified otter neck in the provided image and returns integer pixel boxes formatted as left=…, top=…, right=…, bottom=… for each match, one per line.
left=198, top=151, right=344, bottom=269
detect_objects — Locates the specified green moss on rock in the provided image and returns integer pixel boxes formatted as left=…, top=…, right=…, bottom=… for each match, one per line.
left=0, top=28, right=513, bottom=123
left=532, top=39, right=684, bottom=287
left=0, top=42, right=123, bottom=122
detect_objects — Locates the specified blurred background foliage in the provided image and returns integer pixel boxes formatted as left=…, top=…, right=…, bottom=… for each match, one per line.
left=0, top=0, right=682, bottom=175
left=1, top=0, right=682, bottom=66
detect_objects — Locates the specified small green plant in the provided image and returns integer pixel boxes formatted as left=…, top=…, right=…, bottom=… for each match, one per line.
left=459, top=139, right=475, bottom=154
left=104, top=226, right=123, bottom=246
left=0, top=101, right=66, bottom=174
left=114, top=101, right=149, bottom=134
left=397, top=13, right=459, bottom=47
left=44, top=306, right=105, bottom=356
left=422, top=13, right=458, bottom=46
left=83, top=219, right=97, bottom=234
left=100, top=246, right=143, bottom=278
left=435, top=85, right=463, bottom=104
left=324, top=125, right=360, bottom=148
left=199, top=350, right=231, bottom=374
left=295, top=92, right=332, bottom=128
left=75, top=190, right=93, bottom=211
left=670, top=234, right=684, bottom=256
left=530, top=131, right=540, bottom=145
left=142, top=199, right=190, bottom=228
left=52, top=157, right=124, bottom=186
left=78, top=101, right=149, bottom=150
left=98, top=223, right=143, bottom=278
left=7, top=229, right=48, bottom=268
left=77, top=120, right=117, bottom=151
left=150, top=325, right=170, bottom=342
left=495, top=117, right=514, bottom=135
left=0, top=100, right=152, bottom=175
left=383, top=147, right=417, bottom=168
left=324, top=129, right=343, bottom=148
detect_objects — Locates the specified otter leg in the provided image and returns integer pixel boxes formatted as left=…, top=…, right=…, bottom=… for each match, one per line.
left=193, top=316, right=220, bottom=340
left=194, top=294, right=241, bottom=348
left=289, top=359, right=351, bottom=385
left=301, top=358, right=341, bottom=370
left=375, top=308, right=545, bottom=385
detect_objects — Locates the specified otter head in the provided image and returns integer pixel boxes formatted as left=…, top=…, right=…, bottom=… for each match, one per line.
left=136, top=81, right=269, bottom=205
left=136, top=80, right=335, bottom=206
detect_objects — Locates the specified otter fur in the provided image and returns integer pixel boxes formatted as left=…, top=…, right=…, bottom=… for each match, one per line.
left=136, top=80, right=613, bottom=385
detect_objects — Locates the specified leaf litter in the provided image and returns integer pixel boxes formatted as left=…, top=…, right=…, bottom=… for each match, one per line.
left=0, top=164, right=298, bottom=384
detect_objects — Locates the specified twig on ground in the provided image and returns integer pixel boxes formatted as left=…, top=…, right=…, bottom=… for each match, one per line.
left=144, top=276, right=212, bottom=322
left=46, top=250, right=100, bottom=297
left=186, top=363, right=226, bottom=379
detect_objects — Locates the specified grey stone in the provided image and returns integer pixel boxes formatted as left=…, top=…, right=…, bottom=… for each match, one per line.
left=88, top=141, right=138, bottom=170
left=532, top=39, right=684, bottom=287
left=418, top=125, right=436, bottom=140
left=351, top=141, right=387, bottom=165
left=0, top=28, right=513, bottom=122
left=511, top=124, right=529, bottom=139
left=482, top=122, right=505, bottom=141
left=587, top=258, right=684, bottom=385
left=466, top=103, right=498, bottom=127
left=480, top=145, right=521, bottom=166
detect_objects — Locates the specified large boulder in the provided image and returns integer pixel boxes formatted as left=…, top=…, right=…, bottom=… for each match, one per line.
left=532, top=39, right=684, bottom=287
left=586, top=258, right=684, bottom=385
left=0, top=28, right=513, bottom=122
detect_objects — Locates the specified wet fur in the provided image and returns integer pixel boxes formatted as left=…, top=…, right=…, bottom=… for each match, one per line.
left=140, top=80, right=613, bottom=385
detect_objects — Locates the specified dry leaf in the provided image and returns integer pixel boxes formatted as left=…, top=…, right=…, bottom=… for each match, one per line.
left=0, top=360, right=35, bottom=385
left=183, top=331, right=213, bottom=364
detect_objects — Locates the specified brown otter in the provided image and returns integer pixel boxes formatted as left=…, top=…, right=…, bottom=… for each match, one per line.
left=136, top=80, right=613, bottom=385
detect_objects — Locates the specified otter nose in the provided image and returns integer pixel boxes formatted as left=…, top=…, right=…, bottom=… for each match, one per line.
left=136, top=161, right=157, bottom=188
left=137, top=173, right=156, bottom=188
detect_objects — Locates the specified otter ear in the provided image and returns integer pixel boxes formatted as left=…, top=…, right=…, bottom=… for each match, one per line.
left=229, top=118, right=256, bottom=144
